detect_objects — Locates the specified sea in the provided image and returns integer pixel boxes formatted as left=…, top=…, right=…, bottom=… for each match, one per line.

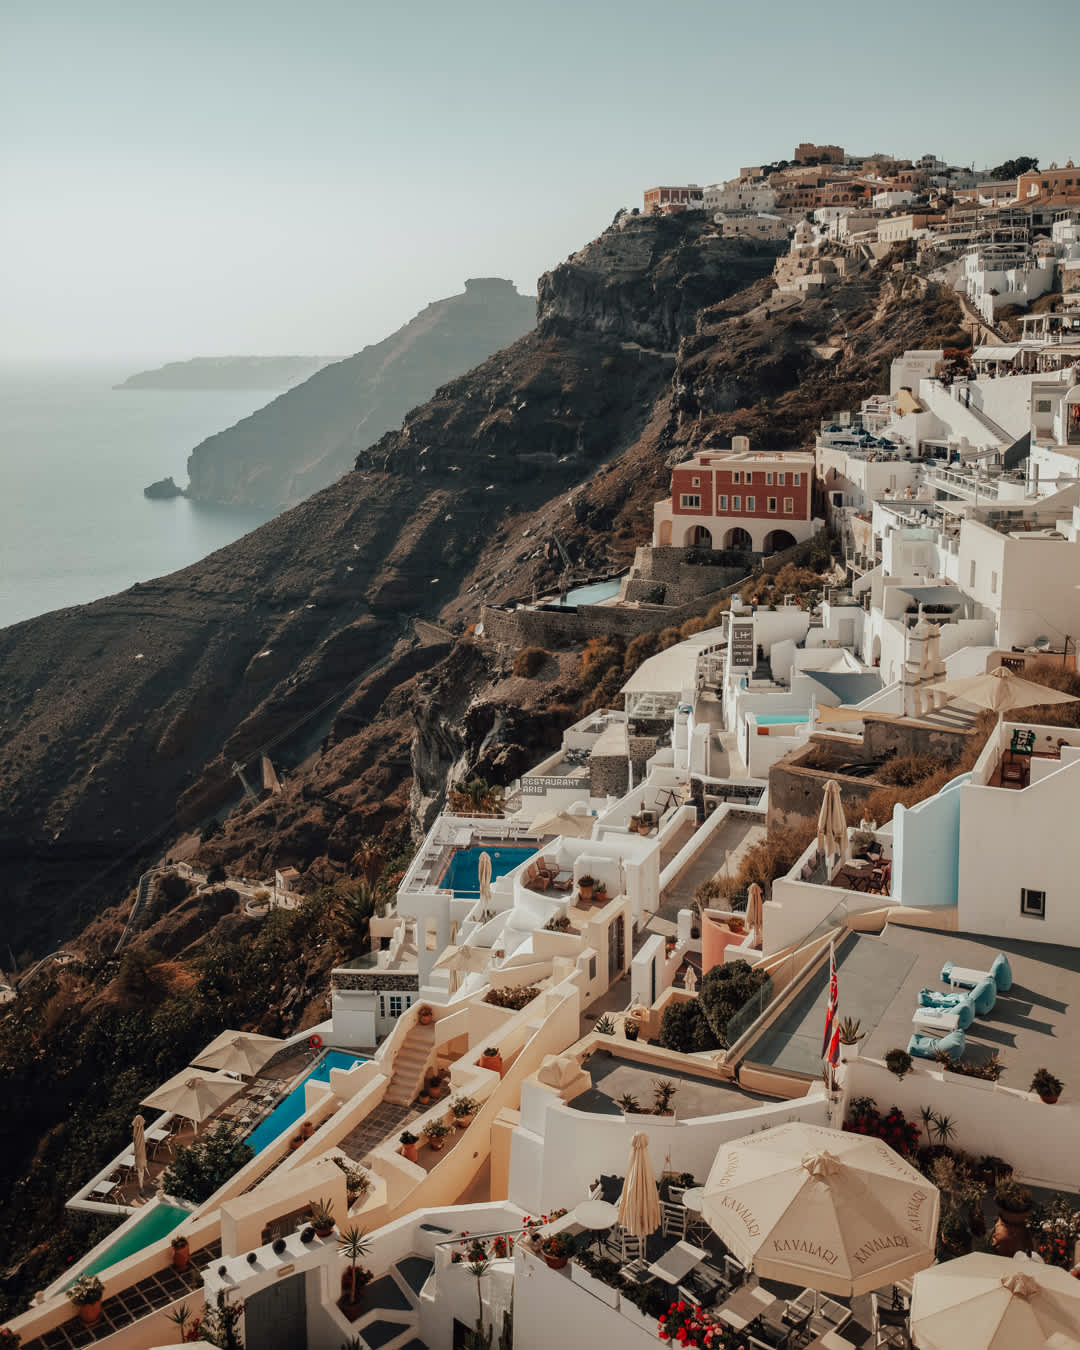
left=0, top=362, right=278, bottom=630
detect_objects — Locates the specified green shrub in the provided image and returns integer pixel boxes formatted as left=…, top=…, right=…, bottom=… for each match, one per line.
left=658, top=1000, right=718, bottom=1054
left=698, top=960, right=768, bottom=1048
left=163, top=1123, right=254, bottom=1205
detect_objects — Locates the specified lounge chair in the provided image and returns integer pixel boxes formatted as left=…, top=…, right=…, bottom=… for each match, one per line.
left=916, top=989, right=975, bottom=1028
left=907, top=1027, right=965, bottom=1060
left=941, top=953, right=1012, bottom=993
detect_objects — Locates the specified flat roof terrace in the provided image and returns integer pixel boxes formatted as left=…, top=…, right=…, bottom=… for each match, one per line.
left=742, top=925, right=1080, bottom=1090
left=570, top=1050, right=773, bottom=1117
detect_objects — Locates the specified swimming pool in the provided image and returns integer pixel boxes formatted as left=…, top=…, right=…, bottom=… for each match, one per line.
left=754, top=712, right=810, bottom=726
left=441, top=845, right=536, bottom=895
left=557, top=579, right=621, bottom=607
left=67, top=1202, right=190, bottom=1286
left=245, top=1049, right=368, bottom=1154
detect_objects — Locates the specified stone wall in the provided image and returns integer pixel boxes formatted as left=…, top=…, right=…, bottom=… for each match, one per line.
left=590, top=754, right=629, bottom=797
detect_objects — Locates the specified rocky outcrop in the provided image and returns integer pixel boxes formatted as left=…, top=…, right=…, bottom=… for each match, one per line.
left=183, top=278, right=537, bottom=511
left=142, top=475, right=183, bottom=499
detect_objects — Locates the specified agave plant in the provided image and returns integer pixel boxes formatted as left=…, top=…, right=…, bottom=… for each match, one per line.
left=338, top=1226, right=372, bottom=1306
left=594, top=1013, right=616, bottom=1036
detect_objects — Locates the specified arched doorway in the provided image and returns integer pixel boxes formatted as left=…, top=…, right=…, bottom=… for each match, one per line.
left=871, top=636, right=881, bottom=668
left=723, top=526, right=752, bottom=550
left=658, top=519, right=672, bottom=546
left=762, top=529, right=797, bottom=554
left=684, top=525, right=713, bottom=548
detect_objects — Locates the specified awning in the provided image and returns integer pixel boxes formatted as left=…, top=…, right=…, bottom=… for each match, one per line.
left=972, top=345, right=1019, bottom=362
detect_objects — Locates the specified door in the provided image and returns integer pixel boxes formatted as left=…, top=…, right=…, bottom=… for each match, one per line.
left=608, top=914, right=625, bottom=982
left=244, top=1272, right=307, bottom=1350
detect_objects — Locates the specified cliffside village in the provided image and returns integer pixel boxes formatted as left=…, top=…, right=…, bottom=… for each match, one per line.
left=10, top=144, right=1080, bottom=1350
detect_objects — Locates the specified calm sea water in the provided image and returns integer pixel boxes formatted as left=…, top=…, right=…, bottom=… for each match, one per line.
left=0, top=363, right=276, bottom=629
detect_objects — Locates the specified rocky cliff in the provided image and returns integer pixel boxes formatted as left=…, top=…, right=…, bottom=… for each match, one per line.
left=183, top=278, right=537, bottom=510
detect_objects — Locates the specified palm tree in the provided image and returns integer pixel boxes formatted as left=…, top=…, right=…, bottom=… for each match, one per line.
left=467, top=1253, right=492, bottom=1332
left=933, top=1113, right=957, bottom=1149
left=350, top=839, right=384, bottom=889
left=337, top=1225, right=372, bottom=1306
left=166, top=1302, right=190, bottom=1341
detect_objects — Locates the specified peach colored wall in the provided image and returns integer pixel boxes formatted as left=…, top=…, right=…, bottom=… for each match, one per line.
left=701, top=912, right=745, bottom=973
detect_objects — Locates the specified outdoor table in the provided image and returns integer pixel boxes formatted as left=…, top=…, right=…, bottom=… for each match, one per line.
left=804, top=1332, right=855, bottom=1350
left=718, top=1284, right=779, bottom=1330
left=90, top=1179, right=117, bottom=1197
left=575, top=1199, right=619, bottom=1254
left=911, top=1007, right=960, bottom=1033
left=681, top=1186, right=706, bottom=1212
left=647, top=1239, right=707, bottom=1285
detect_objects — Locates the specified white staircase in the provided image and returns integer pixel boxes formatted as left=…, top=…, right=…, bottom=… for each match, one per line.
left=385, top=1024, right=435, bottom=1106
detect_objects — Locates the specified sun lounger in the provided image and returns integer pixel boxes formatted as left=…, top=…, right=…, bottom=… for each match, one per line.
left=917, top=989, right=975, bottom=1028
left=907, top=1027, right=965, bottom=1060
left=941, top=953, right=1012, bottom=993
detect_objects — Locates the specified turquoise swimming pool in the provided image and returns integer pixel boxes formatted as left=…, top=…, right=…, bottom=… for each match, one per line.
left=754, top=712, right=810, bottom=726
left=245, top=1049, right=367, bottom=1153
left=441, top=845, right=536, bottom=896
left=558, top=579, right=621, bottom=607
left=67, top=1202, right=190, bottom=1286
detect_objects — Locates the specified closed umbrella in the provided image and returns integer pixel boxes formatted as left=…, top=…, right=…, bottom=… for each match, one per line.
left=684, top=964, right=698, bottom=993
left=142, top=1069, right=242, bottom=1132
left=746, top=882, right=764, bottom=943
left=910, top=1254, right=1080, bottom=1350
left=929, top=667, right=1079, bottom=720
left=816, top=779, right=848, bottom=862
left=702, top=1121, right=938, bottom=1297
left=132, top=1114, right=147, bottom=1189
left=192, top=1029, right=281, bottom=1079
left=477, top=851, right=493, bottom=906
left=617, top=1131, right=661, bottom=1240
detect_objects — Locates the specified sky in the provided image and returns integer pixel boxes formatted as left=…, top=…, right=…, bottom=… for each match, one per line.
left=3, top=0, right=1078, bottom=362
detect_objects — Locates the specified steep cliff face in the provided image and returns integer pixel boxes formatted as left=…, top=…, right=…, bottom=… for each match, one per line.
left=184, top=278, right=537, bottom=510
left=1, top=215, right=775, bottom=953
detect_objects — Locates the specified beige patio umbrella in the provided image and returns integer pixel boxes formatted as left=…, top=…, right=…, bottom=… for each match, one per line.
left=132, top=1114, right=147, bottom=1189
left=142, top=1068, right=242, bottom=1131
left=531, top=810, right=595, bottom=839
left=477, top=851, right=493, bottom=906
left=702, top=1121, right=938, bottom=1297
left=746, top=882, right=764, bottom=941
left=431, top=943, right=490, bottom=995
left=929, top=666, right=1080, bottom=721
left=910, top=1254, right=1080, bottom=1350
left=617, top=1131, right=661, bottom=1239
left=192, top=1029, right=282, bottom=1079
left=816, top=779, right=848, bottom=861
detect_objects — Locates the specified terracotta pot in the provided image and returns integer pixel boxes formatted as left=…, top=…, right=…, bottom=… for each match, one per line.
left=428, top=1138, right=445, bottom=1152
left=479, top=1053, right=504, bottom=1076
left=289, top=1136, right=303, bottom=1152
left=401, top=1142, right=419, bottom=1163
left=418, top=1011, right=433, bottom=1026
left=418, top=1093, right=431, bottom=1106
left=300, top=1122, right=314, bottom=1139
left=338, top=1294, right=365, bottom=1323
left=579, top=885, right=594, bottom=902
left=543, top=1254, right=568, bottom=1270
left=314, top=1223, right=335, bottom=1239
left=453, top=1113, right=475, bottom=1130
left=1041, top=1094, right=1061, bottom=1104
left=78, top=1301, right=103, bottom=1326
left=993, top=1206, right=1031, bottom=1257
left=172, top=1241, right=190, bottom=1271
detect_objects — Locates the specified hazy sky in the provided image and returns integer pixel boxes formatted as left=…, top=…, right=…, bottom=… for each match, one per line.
left=3, top=0, right=1078, bottom=361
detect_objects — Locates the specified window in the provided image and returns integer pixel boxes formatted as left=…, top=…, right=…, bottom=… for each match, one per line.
left=680, top=494, right=702, bottom=509
left=732, top=495, right=742, bottom=511
left=379, top=996, right=386, bottom=1018
left=692, top=476, right=700, bottom=487
left=718, top=494, right=728, bottom=510
left=745, top=472, right=754, bottom=485
left=969, top=560, right=976, bottom=587
left=732, top=470, right=741, bottom=484
left=794, top=473, right=802, bottom=486
left=1037, top=399, right=1052, bottom=413
left=1021, top=888, right=1046, bottom=919
left=784, top=497, right=794, bottom=513
left=588, top=955, right=597, bottom=980
left=389, top=995, right=404, bottom=1017
left=768, top=497, right=777, bottom=512
left=991, top=571, right=998, bottom=594
left=766, top=472, right=774, bottom=485
left=746, top=496, right=756, bottom=511
left=778, top=472, right=786, bottom=485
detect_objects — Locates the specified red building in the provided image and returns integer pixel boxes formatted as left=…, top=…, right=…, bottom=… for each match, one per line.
left=643, top=185, right=704, bottom=215
left=652, top=438, right=819, bottom=554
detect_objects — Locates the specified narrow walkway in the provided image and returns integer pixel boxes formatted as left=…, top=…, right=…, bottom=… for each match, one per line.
left=657, top=813, right=766, bottom=922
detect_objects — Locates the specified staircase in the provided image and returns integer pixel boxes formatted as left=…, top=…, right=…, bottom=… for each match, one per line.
left=342, top=1256, right=435, bottom=1350
left=385, top=1024, right=435, bottom=1106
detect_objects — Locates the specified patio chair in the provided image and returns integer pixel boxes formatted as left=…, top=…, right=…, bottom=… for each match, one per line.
left=907, top=1026, right=965, bottom=1060
left=661, top=1201, right=688, bottom=1238
left=916, top=988, right=975, bottom=1028
left=870, top=1292, right=910, bottom=1348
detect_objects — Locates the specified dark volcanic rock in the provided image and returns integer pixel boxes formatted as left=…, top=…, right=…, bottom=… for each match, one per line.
left=143, top=475, right=183, bottom=499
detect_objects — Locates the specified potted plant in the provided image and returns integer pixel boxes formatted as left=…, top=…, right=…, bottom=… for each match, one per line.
left=0, top=1332, right=20, bottom=1350
left=838, top=1016, right=862, bottom=1063
left=289, top=1133, right=304, bottom=1151
left=540, top=1232, right=575, bottom=1270
left=727, top=914, right=746, bottom=936
left=994, top=1180, right=1033, bottom=1257
left=939, top=1210, right=972, bottom=1256
left=300, top=1121, right=314, bottom=1140
left=309, top=1196, right=336, bottom=1239
left=594, top=1014, right=616, bottom=1036
left=338, top=1226, right=373, bottom=1321
left=1031, top=1068, right=1063, bottom=1104
left=342, top=1165, right=372, bottom=1207
left=652, top=1079, right=678, bottom=1116
left=450, top=1096, right=479, bottom=1129
left=594, top=881, right=608, bottom=903
left=417, top=1004, right=434, bottom=1026
left=171, top=1233, right=190, bottom=1271
left=624, top=1017, right=640, bottom=1042
left=423, top=1120, right=450, bottom=1152
left=67, top=1274, right=105, bottom=1326
left=885, top=1048, right=913, bottom=1080
left=426, top=1073, right=444, bottom=1101
left=399, top=1130, right=420, bottom=1163
left=417, top=1088, right=431, bottom=1107
left=578, top=874, right=595, bottom=902
left=479, top=1045, right=503, bottom=1076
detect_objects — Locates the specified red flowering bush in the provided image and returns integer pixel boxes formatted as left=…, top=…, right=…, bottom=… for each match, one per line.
left=658, top=1299, right=743, bottom=1347
left=842, top=1099, right=920, bottom=1158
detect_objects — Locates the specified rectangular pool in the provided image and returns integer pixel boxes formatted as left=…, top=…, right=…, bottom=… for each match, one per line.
left=558, top=579, right=621, bottom=607
left=245, top=1049, right=367, bottom=1154
left=754, top=712, right=810, bottom=726
left=440, top=845, right=536, bottom=896
left=67, top=1202, right=190, bottom=1286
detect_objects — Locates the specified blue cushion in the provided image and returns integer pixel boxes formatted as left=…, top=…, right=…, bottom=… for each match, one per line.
left=937, top=1028, right=966, bottom=1058
left=990, top=953, right=1013, bottom=993
left=970, top=977, right=996, bottom=1016
left=917, top=989, right=974, bottom=1028
left=940, top=960, right=955, bottom=984
left=907, top=1027, right=966, bottom=1061
left=907, top=1032, right=936, bottom=1059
